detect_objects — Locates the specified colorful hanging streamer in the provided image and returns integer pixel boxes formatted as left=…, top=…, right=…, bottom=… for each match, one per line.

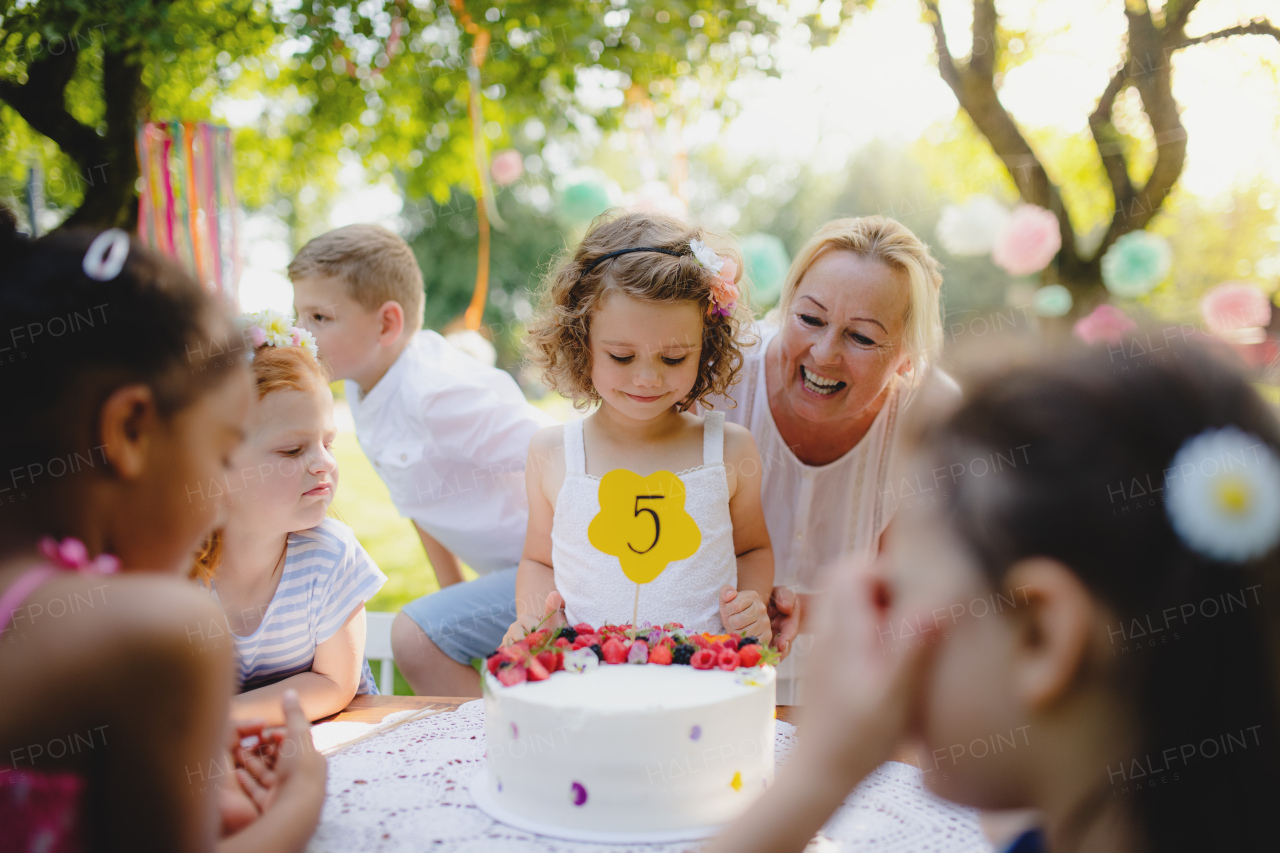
left=136, top=121, right=241, bottom=304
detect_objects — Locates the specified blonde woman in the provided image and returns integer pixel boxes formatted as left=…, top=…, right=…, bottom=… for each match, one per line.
left=700, top=215, right=959, bottom=703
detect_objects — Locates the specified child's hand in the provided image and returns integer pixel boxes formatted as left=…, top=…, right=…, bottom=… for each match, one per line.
left=768, top=586, right=803, bottom=659
left=269, top=690, right=328, bottom=806
left=501, top=591, right=566, bottom=647
left=796, top=563, right=939, bottom=788
left=719, top=586, right=772, bottom=646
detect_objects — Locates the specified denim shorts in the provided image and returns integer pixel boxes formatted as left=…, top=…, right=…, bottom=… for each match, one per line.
left=400, top=566, right=518, bottom=665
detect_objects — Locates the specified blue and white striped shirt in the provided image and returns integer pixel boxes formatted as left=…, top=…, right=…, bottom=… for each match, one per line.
left=215, top=517, right=387, bottom=695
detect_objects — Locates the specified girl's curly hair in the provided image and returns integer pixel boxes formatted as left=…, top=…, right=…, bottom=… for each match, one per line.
left=526, top=210, right=754, bottom=411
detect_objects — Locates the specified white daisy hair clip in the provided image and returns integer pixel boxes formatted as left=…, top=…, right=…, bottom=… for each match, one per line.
left=241, top=309, right=320, bottom=360
left=1164, top=426, right=1280, bottom=563
left=82, top=229, right=131, bottom=282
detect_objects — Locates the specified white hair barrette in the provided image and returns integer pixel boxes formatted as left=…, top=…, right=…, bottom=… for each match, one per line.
left=82, top=229, right=131, bottom=282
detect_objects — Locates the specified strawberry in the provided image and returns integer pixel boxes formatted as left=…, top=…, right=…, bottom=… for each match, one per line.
left=690, top=649, right=717, bottom=670
left=710, top=641, right=726, bottom=654
left=526, top=657, right=551, bottom=681
left=690, top=634, right=711, bottom=650
left=486, top=653, right=505, bottom=675
left=648, top=643, right=673, bottom=665
left=573, top=623, right=595, bottom=635
left=554, top=637, right=572, bottom=650
left=738, top=645, right=763, bottom=668
left=525, top=629, right=550, bottom=649
left=496, top=663, right=527, bottom=686
left=502, top=641, right=528, bottom=661
left=602, top=637, right=629, bottom=664
left=536, top=650, right=556, bottom=672
left=717, top=649, right=741, bottom=671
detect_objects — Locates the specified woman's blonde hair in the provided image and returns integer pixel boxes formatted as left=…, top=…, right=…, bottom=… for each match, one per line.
left=526, top=210, right=754, bottom=410
left=190, top=345, right=332, bottom=584
left=778, top=216, right=944, bottom=375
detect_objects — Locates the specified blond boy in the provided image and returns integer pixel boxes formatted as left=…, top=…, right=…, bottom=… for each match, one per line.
left=290, top=224, right=551, bottom=696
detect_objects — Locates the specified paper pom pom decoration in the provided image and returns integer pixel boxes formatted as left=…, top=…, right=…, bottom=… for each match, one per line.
left=1032, top=284, right=1073, bottom=318
left=936, top=195, right=1010, bottom=256
left=490, top=149, right=524, bottom=186
left=556, top=177, right=611, bottom=225
left=1101, top=230, right=1172, bottom=298
left=741, top=233, right=791, bottom=307
left=992, top=204, right=1062, bottom=276
left=1073, top=304, right=1136, bottom=346
left=1201, top=282, right=1272, bottom=343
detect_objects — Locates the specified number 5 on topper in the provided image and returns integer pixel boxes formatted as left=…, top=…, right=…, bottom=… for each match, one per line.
left=588, top=469, right=701, bottom=629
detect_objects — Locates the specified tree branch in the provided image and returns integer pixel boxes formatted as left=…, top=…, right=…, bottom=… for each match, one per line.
left=1087, top=65, right=1136, bottom=216
left=1174, top=19, right=1280, bottom=50
left=0, top=50, right=101, bottom=164
left=920, top=0, right=1078, bottom=267
left=1163, top=0, right=1204, bottom=40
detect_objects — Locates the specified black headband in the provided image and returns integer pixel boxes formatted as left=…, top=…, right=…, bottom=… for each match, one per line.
left=577, top=246, right=687, bottom=281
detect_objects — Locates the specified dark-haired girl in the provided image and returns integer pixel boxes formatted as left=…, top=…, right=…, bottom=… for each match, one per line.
left=708, top=339, right=1280, bottom=853
left=0, top=217, right=326, bottom=851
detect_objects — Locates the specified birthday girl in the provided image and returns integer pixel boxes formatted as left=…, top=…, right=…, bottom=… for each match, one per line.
left=505, top=211, right=774, bottom=644
left=194, top=310, right=386, bottom=723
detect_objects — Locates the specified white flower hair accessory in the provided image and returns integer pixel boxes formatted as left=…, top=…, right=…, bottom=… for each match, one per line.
left=82, top=229, right=131, bottom=282
left=689, top=239, right=739, bottom=318
left=241, top=309, right=319, bottom=360
left=1164, top=427, right=1280, bottom=563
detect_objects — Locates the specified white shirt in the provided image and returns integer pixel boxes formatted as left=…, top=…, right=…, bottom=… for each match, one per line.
left=346, top=330, right=554, bottom=575
left=702, top=323, right=961, bottom=593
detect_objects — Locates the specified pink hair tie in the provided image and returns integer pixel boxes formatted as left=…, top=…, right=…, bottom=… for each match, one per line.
left=37, top=537, right=120, bottom=574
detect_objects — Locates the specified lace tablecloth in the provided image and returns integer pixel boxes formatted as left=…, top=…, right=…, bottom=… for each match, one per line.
left=307, top=700, right=992, bottom=853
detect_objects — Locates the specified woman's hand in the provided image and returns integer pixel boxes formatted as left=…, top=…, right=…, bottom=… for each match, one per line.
left=501, top=590, right=566, bottom=647
left=768, top=586, right=803, bottom=659
left=719, top=586, right=772, bottom=646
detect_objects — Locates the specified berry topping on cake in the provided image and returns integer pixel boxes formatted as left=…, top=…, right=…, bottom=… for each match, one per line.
left=671, top=644, right=697, bottom=665
left=589, top=642, right=604, bottom=661
left=690, top=649, right=717, bottom=670
left=648, top=643, right=673, bottom=665
left=526, top=658, right=551, bottom=681
left=626, top=640, right=649, bottom=664
left=716, top=649, right=741, bottom=671
left=602, top=637, right=629, bottom=664
left=739, top=636, right=760, bottom=647
left=738, top=644, right=763, bottom=668
left=556, top=625, right=579, bottom=643
left=496, top=662, right=528, bottom=686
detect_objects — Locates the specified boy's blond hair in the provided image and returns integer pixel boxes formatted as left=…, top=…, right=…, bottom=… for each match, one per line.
left=288, top=224, right=425, bottom=327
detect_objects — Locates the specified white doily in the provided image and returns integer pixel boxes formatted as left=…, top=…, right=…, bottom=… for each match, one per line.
left=307, top=701, right=992, bottom=853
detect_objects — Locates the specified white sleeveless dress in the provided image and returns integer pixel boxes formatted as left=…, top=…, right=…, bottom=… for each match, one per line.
left=552, top=412, right=736, bottom=633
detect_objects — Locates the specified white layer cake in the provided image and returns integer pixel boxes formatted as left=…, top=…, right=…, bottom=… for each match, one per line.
left=483, top=663, right=776, bottom=834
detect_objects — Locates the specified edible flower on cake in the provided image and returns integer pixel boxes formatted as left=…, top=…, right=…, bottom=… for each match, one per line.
left=477, top=622, right=779, bottom=687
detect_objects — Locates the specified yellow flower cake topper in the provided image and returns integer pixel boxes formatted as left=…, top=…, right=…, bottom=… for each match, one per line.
left=588, top=469, right=701, bottom=592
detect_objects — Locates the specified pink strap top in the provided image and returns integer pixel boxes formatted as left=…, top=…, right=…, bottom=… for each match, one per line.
left=0, top=540, right=116, bottom=853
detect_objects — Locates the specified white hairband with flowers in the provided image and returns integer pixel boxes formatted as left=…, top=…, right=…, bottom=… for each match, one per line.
left=689, top=239, right=739, bottom=318
left=242, top=309, right=319, bottom=360
left=1164, top=426, right=1280, bottom=563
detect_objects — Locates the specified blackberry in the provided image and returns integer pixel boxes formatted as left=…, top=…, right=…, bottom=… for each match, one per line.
left=556, top=626, right=578, bottom=643
left=590, top=643, right=604, bottom=661
left=672, top=644, right=697, bottom=665
left=739, top=636, right=760, bottom=647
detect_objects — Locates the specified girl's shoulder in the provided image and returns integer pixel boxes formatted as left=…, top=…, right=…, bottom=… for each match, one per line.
left=287, top=517, right=370, bottom=570
left=528, top=423, right=567, bottom=468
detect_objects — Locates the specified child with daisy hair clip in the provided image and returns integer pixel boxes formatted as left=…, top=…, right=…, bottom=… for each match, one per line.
left=504, top=211, right=775, bottom=648
left=193, top=309, right=387, bottom=724
left=707, top=337, right=1280, bottom=853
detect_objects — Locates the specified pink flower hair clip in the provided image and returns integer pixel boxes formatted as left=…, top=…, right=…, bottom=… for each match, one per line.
left=38, top=537, right=120, bottom=574
left=689, top=239, right=739, bottom=318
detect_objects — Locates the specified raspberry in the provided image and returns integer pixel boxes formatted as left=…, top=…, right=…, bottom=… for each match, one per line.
left=648, top=643, right=673, bottom=665
left=496, top=663, right=527, bottom=686
left=738, top=645, right=763, bottom=668
left=556, top=626, right=579, bottom=643
left=602, top=638, right=629, bottom=665
left=671, top=644, right=697, bottom=665
left=739, top=636, right=760, bottom=647
left=721, top=636, right=740, bottom=652
left=690, top=649, right=717, bottom=670
left=717, top=649, right=741, bottom=671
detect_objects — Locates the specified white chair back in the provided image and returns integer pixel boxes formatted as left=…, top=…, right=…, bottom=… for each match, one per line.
left=365, top=611, right=397, bottom=695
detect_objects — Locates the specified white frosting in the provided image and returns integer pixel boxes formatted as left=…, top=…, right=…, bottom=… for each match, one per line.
left=483, top=664, right=776, bottom=834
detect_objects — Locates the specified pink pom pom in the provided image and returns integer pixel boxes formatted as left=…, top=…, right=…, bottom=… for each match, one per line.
left=1201, top=282, right=1272, bottom=336
left=250, top=326, right=268, bottom=347
left=1073, top=304, right=1136, bottom=346
left=491, top=149, right=524, bottom=186
left=291, top=330, right=303, bottom=347
left=992, top=205, right=1062, bottom=276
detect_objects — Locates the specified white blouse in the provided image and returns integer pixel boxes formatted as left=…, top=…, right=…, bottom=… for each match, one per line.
left=702, top=323, right=960, bottom=593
